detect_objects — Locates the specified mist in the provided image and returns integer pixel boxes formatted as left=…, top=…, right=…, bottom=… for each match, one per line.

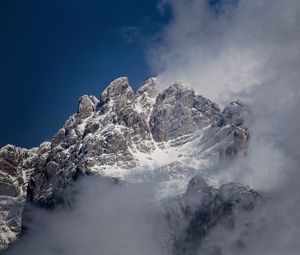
left=149, top=0, right=300, bottom=254
left=150, top=0, right=300, bottom=103
left=6, top=177, right=169, bottom=255
left=5, top=0, right=300, bottom=254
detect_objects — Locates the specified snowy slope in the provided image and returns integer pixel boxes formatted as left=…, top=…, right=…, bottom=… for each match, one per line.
left=0, top=77, right=250, bottom=250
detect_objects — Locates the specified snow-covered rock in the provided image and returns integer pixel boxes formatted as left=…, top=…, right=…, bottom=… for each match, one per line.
left=77, top=95, right=99, bottom=119
left=0, top=77, right=252, bottom=251
left=164, top=176, right=261, bottom=255
left=0, top=143, right=50, bottom=250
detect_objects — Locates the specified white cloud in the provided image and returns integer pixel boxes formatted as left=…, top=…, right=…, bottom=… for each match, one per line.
left=7, top=1, right=300, bottom=254
left=148, top=1, right=300, bottom=253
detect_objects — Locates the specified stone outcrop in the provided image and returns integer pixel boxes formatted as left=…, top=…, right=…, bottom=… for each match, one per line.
left=77, top=95, right=99, bottom=119
left=0, top=144, right=50, bottom=250
left=164, top=176, right=261, bottom=255
left=0, top=77, right=251, bottom=251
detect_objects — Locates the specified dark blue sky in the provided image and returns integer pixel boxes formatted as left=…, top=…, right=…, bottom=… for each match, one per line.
left=0, top=0, right=170, bottom=148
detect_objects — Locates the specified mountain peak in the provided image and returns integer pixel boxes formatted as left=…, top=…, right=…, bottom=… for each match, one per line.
left=101, top=77, right=134, bottom=101
left=136, top=77, right=158, bottom=98
left=77, top=95, right=99, bottom=119
left=0, top=76, right=251, bottom=251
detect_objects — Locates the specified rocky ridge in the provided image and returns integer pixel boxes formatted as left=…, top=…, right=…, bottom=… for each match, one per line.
left=0, top=144, right=46, bottom=250
left=164, top=176, right=261, bottom=255
left=0, top=77, right=251, bottom=251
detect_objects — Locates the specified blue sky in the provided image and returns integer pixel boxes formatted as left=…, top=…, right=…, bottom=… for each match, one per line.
left=0, top=0, right=171, bottom=148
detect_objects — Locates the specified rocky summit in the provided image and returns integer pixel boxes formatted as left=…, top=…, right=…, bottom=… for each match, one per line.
left=0, top=77, right=254, bottom=253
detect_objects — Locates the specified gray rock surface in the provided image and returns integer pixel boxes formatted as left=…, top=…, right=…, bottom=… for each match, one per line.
left=0, top=143, right=50, bottom=250
left=77, top=95, right=99, bottom=119
left=164, top=176, right=261, bottom=255
left=149, top=82, right=220, bottom=142
left=0, top=77, right=251, bottom=251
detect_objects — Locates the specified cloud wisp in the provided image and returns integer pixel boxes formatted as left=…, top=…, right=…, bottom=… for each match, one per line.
left=150, top=0, right=300, bottom=103
left=5, top=1, right=300, bottom=254
left=149, top=0, right=300, bottom=254
left=6, top=177, right=169, bottom=255
left=149, top=0, right=300, bottom=192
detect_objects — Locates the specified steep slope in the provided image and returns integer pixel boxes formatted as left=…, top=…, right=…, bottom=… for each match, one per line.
left=0, top=143, right=49, bottom=250
left=164, top=176, right=261, bottom=255
left=0, top=77, right=250, bottom=251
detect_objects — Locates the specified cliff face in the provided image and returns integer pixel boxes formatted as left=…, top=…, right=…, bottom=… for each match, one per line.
left=0, top=145, right=37, bottom=250
left=0, top=77, right=251, bottom=251
left=164, top=176, right=261, bottom=255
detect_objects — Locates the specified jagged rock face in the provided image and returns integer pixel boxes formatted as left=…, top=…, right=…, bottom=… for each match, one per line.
left=164, top=176, right=261, bottom=255
left=0, top=144, right=50, bottom=250
left=149, top=83, right=223, bottom=142
left=78, top=95, right=99, bottom=119
left=0, top=77, right=251, bottom=251
left=222, top=100, right=251, bottom=127
left=136, top=78, right=159, bottom=118
left=26, top=77, right=250, bottom=207
left=150, top=83, right=195, bottom=141
left=27, top=77, right=159, bottom=207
